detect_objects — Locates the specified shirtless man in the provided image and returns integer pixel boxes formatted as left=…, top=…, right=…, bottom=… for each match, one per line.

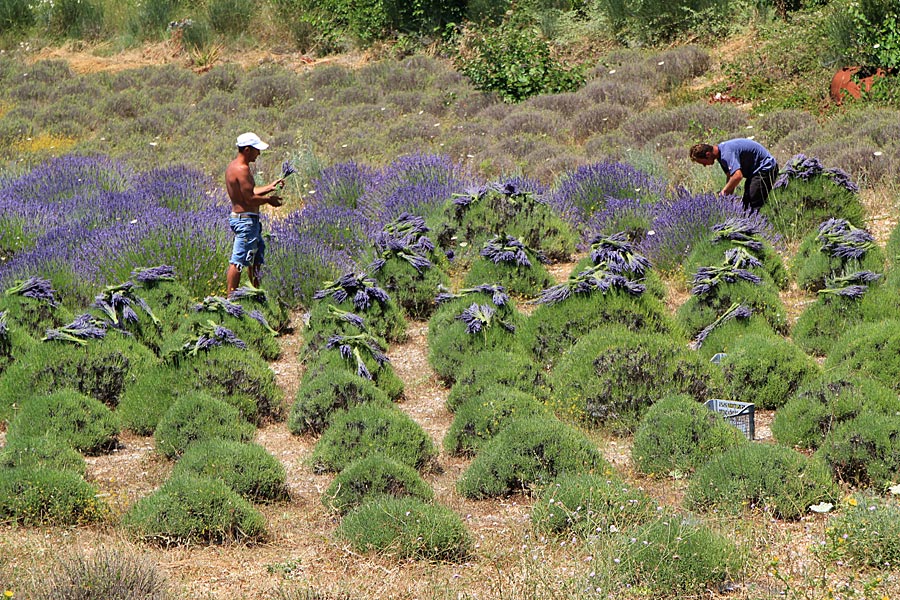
left=225, top=132, right=284, bottom=296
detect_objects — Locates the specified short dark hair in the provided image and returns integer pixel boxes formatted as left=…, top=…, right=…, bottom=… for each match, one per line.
left=690, top=144, right=714, bottom=160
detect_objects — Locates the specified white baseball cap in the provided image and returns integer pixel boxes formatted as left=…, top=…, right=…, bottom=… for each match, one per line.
left=236, top=132, right=269, bottom=150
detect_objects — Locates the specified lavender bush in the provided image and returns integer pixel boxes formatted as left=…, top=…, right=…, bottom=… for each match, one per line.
left=792, top=219, right=884, bottom=292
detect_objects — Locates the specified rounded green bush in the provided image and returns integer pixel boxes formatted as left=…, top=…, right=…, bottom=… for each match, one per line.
left=686, top=443, right=838, bottom=520
left=570, top=256, right=668, bottom=301
left=123, top=473, right=266, bottom=544
left=311, top=404, right=437, bottom=473
left=720, top=333, right=819, bottom=409
left=462, top=253, right=554, bottom=298
left=825, top=494, right=900, bottom=568
left=446, top=349, right=546, bottom=412
left=792, top=295, right=864, bottom=356
left=531, top=472, right=655, bottom=537
left=0, top=434, right=86, bottom=475
left=631, top=394, right=747, bottom=476
left=825, top=319, right=900, bottom=392
left=0, top=292, right=73, bottom=340
left=792, top=227, right=884, bottom=292
left=549, top=326, right=721, bottom=432
left=691, top=313, right=775, bottom=361
left=761, top=174, right=865, bottom=241
left=164, top=310, right=281, bottom=361
left=153, top=393, right=255, bottom=459
left=611, top=515, right=742, bottom=596
left=6, top=389, right=119, bottom=455
left=336, top=496, right=471, bottom=561
left=303, top=347, right=404, bottom=402
left=309, top=292, right=407, bottom=344
left=322, top=454, right=434, bottom=514
left=457, top=416, right=610, bottom=499
left=427, top=294, right=524, bottom=383
left=444, top=386, right=549, bottom=457
left=816, top=412, right=900, bottom=488
left=0, top=467, right=106, bottom=525
left=373, top=256, right=450, bottom=320
left=172, top=439, right=287, bottom=502
left=676, top=279, right=788, bottom=339
left=0, top=318, right=37, bottom=378
left=522, top=288, right=678, bottom=370
left=684, top=237, right=788, bottom=290
left=772, top=370, right=899, bottom=450
left=0, top=331, right=157, bottom=421
left=289, top=368, right=393, bottom=435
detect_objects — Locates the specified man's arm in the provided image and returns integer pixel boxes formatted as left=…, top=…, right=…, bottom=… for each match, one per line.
left=721, top=169, right=743, bottom=196
left=236, top=167, right=283, bottom=208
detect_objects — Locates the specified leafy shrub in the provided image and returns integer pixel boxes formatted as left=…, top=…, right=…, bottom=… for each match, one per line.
left=549, top=326, right=720, bottom=432
left=765, top=155, right=865, bottom=240
left=792, top=221, right=884, bottom=292
left=0, top=287, right=73, bottom=340
left=208, top=0, right=253, bottom=35
left=461, top=237, right=553, bottom=297
left=523, top=287, right=677, bottom=370
left=824, top=319, right=900, bottom=392
left=369, top=254, right=450, bottom=321
left=337, top=496, right=471, bottom=561
left=825, top=495, right=900, bottom=568
left=0, top=0, right=34, bottom=33
left=0, top=434, right=85, bottom=475
left=677, top=276, right=788, bottom=341
left=123, top=473, right=266, bottom=545
left=303, top=342, right=405, bottom=402
left=427, top=293, right=524, bottom=383
left=631, top=394, right=747, bottom=476
left=816, top=412, right=900, bottom=488
left=311, top=404, right=436, bottom=473
left=455, top=19, right=584, bottom=103
left=720, top=333, right=820, bottom=409
left=42, top=0, right=104, bottom=39
left=457, top=416, right=610, bottom=498
left=173, top=439, right=287, bottom=503
left=531, top=472, right=655, bottom=538
left=166, top=302, right=280, bottom=361
left=30, top=548, right=172, bottom=600
left=289, top=369, right=392, bottom=435
left=792, top=294, right=865, bottom=356
left=825, top=0, right=900, bottom=70
left=6, top=389, right=119, bottom=455
left=153, top=393, right=255, bottom=459
left=0, top=467, right=105, bottom=525
left=0, top=332, right=157, bottom=421
left=609, top=515, right=742, bottom=596
left=686, top=443, right=838, bottom=520
left=322, top=455, right=434, bottom=514
left=444, top=387, right=549, bottom=457
left=309, top=273, right=408, bottom=344
left=446, top=349, right=546, bottom=412
left=690, top=312, right=776, bottom=361
left=682, top=233, right=788, bottom=291
left=772, top=369, right=899, bottom=450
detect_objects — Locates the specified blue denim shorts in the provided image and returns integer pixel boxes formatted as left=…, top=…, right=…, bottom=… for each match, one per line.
left=229, top=215, right=265, bottom=269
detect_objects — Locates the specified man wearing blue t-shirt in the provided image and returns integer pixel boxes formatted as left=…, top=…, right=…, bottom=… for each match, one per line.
left=690, top=139, right=779, bottom=212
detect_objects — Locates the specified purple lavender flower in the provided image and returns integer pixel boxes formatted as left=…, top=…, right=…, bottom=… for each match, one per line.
left=775, top=154, right=859, bottom=193
left=535, top=263, right=645, bottom=305
left=43, top=313, right=108, bottom=345
left=93, top=281, right=159, bottom=327
left=690, top=249, right=763, bottom=296
left=4, top=277, right=58, bottom=307
left=195, top=296, right=246, bottom=318
left=249, top=309, right=277, bottom=335
left=282, top=160, right=297, bottom=179
left=692, top=303, right=753, bottom=349
left=588, top=232, right=652, bottom=275
left=227, top=284, right=269, bottom=302
left=816, top=218, right=875, bottom=260
left=326, top=332, right=389, bottom=380
left=315, top=271, right=390, bottom=312
left=130, top=265, right=177, bottom=283
left=183, top=320, right=247, bottom=355
left=481, top=235, right=533, bottom=267
left=458, top=303, right=494, bottom=334
left=711, top=218, right=766, bottom=252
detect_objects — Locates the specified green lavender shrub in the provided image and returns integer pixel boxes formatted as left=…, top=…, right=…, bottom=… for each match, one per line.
left=816, top=412, right=900, bottom=488
left=0, top=290, right=72, bottom=340
left=173, top=439, right=288, bottom=503
left=123, top=473, right=266, bottom=545
left=322, top=455, right=434, bottom=514
left=824, top=319, right=900, bottom=393
left=166, top=307, right=280, bottom=361
left=226, top=284, right=291, bottom=333
left=132, top=278, right=195, bottom=354
left=550, top=326, right=721, bottom=433
left=0, top=315, right=36, bottom=377
left=0, top=467, right=106, bottom=525
left=153, top=393, right=255, bottom=459
left=0, top=331, right=157, bottom=420
left=29, top=548, right=173, bottom=600
left=631, top=394, right=747, bottom=477
left=531, top=472, right=655, bottom=538
left=792, top=294, right=864, bottom=356
left=337, top=496, right=471, bottom=561
left=825, top=495, right=900, bottom=568
left=5, top=389, right=119, bottom=455
left=792, top=226, right=884, bottom=292
left=677, top=279, right=788, bottom=340
left=0, top=434, right=86, bottom=475
left=607, top=515, right=742, bottom=597
left=720, top=333, right=820, bottom=409
left=303, top=344, right=404, bottom=402
left=457, top=416, right=610, bottom=499
left=522, top=289, right=678, bottom=370
left=445, top=349, right=546, bottom=412
left=462, top=252, right=553, bottom=299
left=690, top=314, right=775, bottom=361
left=686, top=443, right=838, bottom=520
left=311, top=404, right=436, bottom=473
left=772, top=369, right=900, bottom=450
left=683, top=236, right=788, bottom=291
left=371, top=257, right=449, bottom=321
left=444, top=386, right=549, bottom=457
left=427, top=294, right=524, bottom=384
left=289, top=369, right=393, bottom=435
left=309, top=276, right=408, bottom=344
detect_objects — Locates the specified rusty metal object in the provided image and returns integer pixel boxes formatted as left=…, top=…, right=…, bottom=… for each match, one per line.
left=831, top=66, right=887, bottom=104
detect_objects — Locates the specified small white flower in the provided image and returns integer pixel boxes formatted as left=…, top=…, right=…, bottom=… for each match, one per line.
left=874, top=151, right=884, bottom=157
left=608, top=69, right=616, bottom=74
left=657, top=61, right=665, bottom=66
